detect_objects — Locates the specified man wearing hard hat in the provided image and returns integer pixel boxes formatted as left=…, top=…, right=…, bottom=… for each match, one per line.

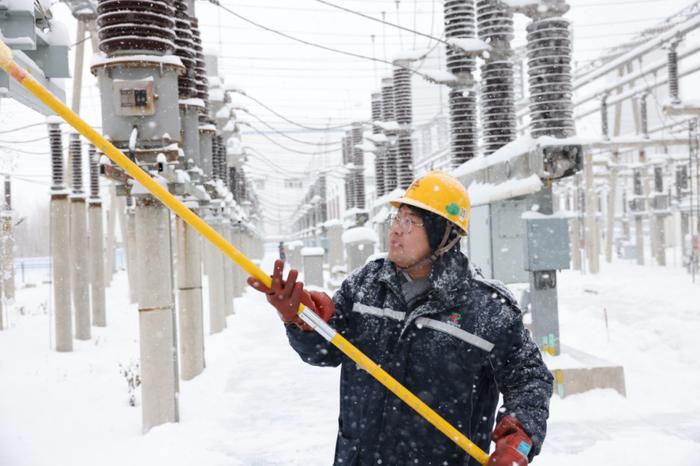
left=249, top=171, right=553, bottom=466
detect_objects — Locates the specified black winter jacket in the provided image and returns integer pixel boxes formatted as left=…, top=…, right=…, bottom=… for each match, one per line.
left=286, top=249, right=553, bottom=466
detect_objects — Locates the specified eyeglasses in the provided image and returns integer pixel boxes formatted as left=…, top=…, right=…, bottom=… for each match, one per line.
left=388, top=213, right=424, bottom=234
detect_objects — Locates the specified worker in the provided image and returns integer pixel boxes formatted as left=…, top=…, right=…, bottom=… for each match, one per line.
left=248, top=171, right=553, bottom=466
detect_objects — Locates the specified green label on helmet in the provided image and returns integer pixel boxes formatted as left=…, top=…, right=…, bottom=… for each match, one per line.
left=445, top=202, right=460, bottom=216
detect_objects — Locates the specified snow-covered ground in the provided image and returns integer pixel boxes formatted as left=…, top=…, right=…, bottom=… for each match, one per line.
left=1, top=253, right=699, bottom=465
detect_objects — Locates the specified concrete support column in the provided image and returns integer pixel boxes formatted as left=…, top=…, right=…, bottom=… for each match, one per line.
left=135, top=195, right=178, bottom=432
left=222, top=221, right=235, bottom=317
left=88, top=202, right=107, bottom=326
left=230, top=226, right=244, bottom=299
left=301, top=247, right=324, bottom=287
left=71, top=195, right=91, bottom=340
left=326, top=223, right=344, bottom=268
left=584, top=152, right=599, bottom=273
left=205, top=213, right=226, bottom=334
left=605, top=152, right=619, bottom=263
left=105, top=185, right=118, bottom=285
left=175, top=216, right=204, bottom=380
left=125, top=198, right=138, bottom=303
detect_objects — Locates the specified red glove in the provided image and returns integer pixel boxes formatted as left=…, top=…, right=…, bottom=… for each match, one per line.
left=247, top=259, right=335, bottom=331
left=488, top=416, right=533, bottom=466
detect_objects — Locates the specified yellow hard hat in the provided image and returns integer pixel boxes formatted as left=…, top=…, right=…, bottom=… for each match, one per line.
left=390, top=170, right=470, bottom=235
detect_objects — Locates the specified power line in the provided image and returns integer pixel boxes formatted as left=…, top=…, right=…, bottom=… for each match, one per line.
left=236, top=91, right=353, bottom=131
left=243, top=124, right=343, bottom=155
left=314, top=0, right=447, bottom=47
left=0, top=121, right=46, bottom=134
left=207, top=0, right=438, bottom=82
left=0, top=134, right=49, bottom=144
left=239, top=110, right=342, bottom=146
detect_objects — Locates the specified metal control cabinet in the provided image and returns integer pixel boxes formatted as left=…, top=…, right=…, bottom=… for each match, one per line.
left=523, top=215, right=571, bottom=271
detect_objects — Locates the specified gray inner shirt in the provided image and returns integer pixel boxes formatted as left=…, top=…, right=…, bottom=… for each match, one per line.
left=400, top=272, right=432, bottom=308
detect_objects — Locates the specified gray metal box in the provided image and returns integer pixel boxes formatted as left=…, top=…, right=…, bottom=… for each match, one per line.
left=523, top=215, right=571, bottom=271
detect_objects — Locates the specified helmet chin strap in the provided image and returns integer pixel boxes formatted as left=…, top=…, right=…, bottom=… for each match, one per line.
left=397, top=224, right=461, bottom=275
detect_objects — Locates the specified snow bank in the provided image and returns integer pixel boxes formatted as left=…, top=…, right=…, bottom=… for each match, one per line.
left=342, top=226, right=378, bottom=244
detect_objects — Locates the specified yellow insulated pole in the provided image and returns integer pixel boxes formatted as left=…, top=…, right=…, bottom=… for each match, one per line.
left=0, top=41, right=490, bottom=466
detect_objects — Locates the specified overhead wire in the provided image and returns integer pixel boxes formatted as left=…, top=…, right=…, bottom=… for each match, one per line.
left=206, top=0, right=440, bottom=83
left=235, top=91, right=353, bottom=131
left=242, top=124, right=343, bottom=155
left=239, top=109, right=342, bottom=146
left=0, top=121, right=46, bottom=134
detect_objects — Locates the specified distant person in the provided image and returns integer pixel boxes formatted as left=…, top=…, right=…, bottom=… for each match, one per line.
left=249, top=171, right=553, bottom=466
left=278, top=241, right=286, bottom=262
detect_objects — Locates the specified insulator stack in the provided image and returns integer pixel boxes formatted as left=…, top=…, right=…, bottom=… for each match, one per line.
left=351, top=123, right=365, bottom=209
left=381, top=77, right=398, bottom=192
left=318, top=174, right=328, bottom=223
left=239, top=169, right=247, bottom=201
left=393, top=66, right=412, bottom=127
left=444, top=0, right=477, bottom=76
left=640, top=92, right=649, bottom=137
left=96, top=0, right=175, bottom=57
left=228, top=167, right=239, bottom=202
left=526, top=17, right=575, bottom=138
left=444, top=0, right=478, bottom=166
left=342, top=134, right=355, bottom=209
left=88, top=144, right=100, bottom=199
left=371, top=93, right=386, bottom=197
left=667, top=40, right=681, bottom=105
left=69, top=133, right=83, bottom=194
left=211, top=135, right=220, bottom=180
left=48, top=123, right=64, bottom=190
left=476, top=0, right=516, bottom=156
left=371, top=92, right=382, bottom=134
left=600, top=94, right=609, bottom=139
left=190, top=18, right=209, bottom=103
left=449, top=89, right=478, bottom=167
left=218, top=136, right=228, bottom=187
left=393, top=65, right=414, bottom=188
left=173, top=0, right=197, bottom=98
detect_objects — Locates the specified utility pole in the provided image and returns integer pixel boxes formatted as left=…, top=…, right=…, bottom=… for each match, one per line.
left=69, top=133, right=91, bottom=340
left=1, top=176, right=15, bottom=301
left=88, top=145, right=106, bottom=326
left=48, top=118, right=72, bottom=350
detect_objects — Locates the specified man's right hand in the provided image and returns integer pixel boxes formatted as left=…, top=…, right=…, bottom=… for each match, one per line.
left=247, top=259, right=335, bottom=331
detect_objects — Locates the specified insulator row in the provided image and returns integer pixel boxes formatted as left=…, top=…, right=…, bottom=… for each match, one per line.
left=88, top=144, right=100, bottom=199
left=444, top=0, right=476, bottom=75
left=96, top=0, right=175, bottom=57
left=48, top=123, right=64, bottom=189
left=449, top=89, right=478, bottom=167
left=667, top=41, right=680, bottom=104
left=526, top=17, right=575, bottom=139
left=238, top=169, right=247, bottom=201
left=69, top=133, right=83, bottom=194
left=480, top=60, right=516, bottom=155
left=173, top=0, right=197, bottom=98
left=393, top=66, right=413, bottom=127
left=351, top=123, right=363, bottom=168
left=396, top=135, right=414, bottom=189
left=190, top=18, right=209, bottom=103
left=374, top=145, right=386, bottom=198
left=318, top=175, right=328, bottom=223
left=476, top=0, right=514, bottom=44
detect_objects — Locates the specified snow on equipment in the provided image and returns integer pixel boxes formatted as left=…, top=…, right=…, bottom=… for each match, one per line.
left=0, top=39, right=491, bottom=466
